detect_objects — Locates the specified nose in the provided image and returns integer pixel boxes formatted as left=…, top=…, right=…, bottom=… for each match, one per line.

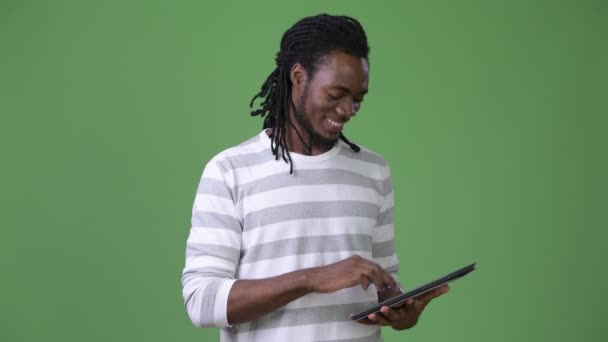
left=336, top=100, right=357, bottom=118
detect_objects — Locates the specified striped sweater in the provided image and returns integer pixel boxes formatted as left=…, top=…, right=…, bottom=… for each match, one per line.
left=181, top=129, right=401, bottom=341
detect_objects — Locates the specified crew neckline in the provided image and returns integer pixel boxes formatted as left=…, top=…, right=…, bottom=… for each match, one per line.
left=259, top=129, right=342, bottom=163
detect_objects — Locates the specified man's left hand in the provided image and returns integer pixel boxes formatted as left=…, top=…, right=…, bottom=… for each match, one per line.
left=356, top=284, right=449, bottom=330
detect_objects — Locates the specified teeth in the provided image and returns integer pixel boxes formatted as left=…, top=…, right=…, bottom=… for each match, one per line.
left=328, top=119, right=343, bottom=128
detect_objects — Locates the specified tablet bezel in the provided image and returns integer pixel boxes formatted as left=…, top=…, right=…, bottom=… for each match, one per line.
left=349, top=262, right=476, bottom=321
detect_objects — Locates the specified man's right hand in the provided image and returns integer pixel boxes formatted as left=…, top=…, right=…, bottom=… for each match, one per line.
left=305, top=255, right=396, bottom=293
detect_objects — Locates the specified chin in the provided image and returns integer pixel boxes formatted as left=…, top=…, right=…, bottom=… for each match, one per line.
left=316, top=134, right=339, bottom=150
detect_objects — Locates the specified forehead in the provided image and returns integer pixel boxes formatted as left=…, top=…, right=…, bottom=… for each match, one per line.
left=310, top=51, right=369, bottom=91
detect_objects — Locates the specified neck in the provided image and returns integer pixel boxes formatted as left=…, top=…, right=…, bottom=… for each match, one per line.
left=284, top=111, right=335, bottom=156
left=265, top=116, right=335, bottom=156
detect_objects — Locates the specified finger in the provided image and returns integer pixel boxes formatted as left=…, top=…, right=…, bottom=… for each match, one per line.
left=368, top=313, right=390, bottom=326
left=359, top=260, right=396, bottom=290
left=363, top=265, right=384, bottom=290
left=379, top=306, right=401, bottom=321
left=402, top=298, right=418, bottom=313
left=360, top=275, right=371, bottom=290
left=378, top=267, right=397, bottom=290
left=355, top=318, right=374, bottom=325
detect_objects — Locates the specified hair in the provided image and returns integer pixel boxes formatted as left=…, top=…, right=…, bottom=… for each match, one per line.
left=249, top=14, right=369, bottom=174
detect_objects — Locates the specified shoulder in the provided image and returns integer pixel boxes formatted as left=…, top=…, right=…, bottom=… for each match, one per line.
left=335, top=141, right=392, bottom=183
left=337, top=141, right=390, bottom=169
left=207, top=131, right=272, bottom=173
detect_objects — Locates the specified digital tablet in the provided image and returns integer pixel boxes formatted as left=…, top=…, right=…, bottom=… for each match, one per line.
left=349, top=262, right=476, bottom=321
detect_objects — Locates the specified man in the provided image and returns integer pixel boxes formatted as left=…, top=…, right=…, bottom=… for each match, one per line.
left=181, top=14, right=449, bottom=341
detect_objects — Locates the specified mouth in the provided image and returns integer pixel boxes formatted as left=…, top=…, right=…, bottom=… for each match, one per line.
left=326, top=118, right=345, bottom=132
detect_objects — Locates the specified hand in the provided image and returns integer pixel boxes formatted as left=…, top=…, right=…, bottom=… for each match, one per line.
left=306, top=255, right=397, bottom=293
left=356, top=284, right=450, bottom=330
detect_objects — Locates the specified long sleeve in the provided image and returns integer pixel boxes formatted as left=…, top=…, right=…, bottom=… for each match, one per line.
left=371, top=165, right=404, bottom=291
left=181, top=159, right=241, bottom=328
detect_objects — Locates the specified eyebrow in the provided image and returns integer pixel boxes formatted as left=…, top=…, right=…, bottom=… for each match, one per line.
left=330, top=85, right=368, bottom=96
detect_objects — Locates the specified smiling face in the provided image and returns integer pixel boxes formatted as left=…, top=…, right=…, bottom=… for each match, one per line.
left=287, top=50, right=369, bottom=154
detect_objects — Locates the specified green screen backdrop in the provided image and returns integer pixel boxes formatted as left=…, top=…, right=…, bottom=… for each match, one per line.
left=1, top=0, right=606, bottom=341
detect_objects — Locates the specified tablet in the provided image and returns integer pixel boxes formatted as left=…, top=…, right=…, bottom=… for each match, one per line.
left=349, top=262, right=476, bottom=321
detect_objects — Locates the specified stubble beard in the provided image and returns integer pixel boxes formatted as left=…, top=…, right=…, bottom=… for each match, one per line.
left=292, top=90, right=338, bottom=153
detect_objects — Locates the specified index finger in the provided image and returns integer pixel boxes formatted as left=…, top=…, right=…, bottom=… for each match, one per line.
left=359, top=260, right=396, bottom=291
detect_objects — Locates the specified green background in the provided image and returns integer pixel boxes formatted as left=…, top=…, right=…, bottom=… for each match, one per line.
left=1, top=0, right=606, bottom=341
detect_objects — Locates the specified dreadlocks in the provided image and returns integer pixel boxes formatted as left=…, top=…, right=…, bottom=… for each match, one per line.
left=249, top=14, right=368, bottom=174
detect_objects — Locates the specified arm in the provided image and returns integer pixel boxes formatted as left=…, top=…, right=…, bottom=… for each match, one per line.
left=181, top=160, right=242, bottom=328
left=227, top=255, right=398, bottom=325
left=226, top=269, right=311, bottom=325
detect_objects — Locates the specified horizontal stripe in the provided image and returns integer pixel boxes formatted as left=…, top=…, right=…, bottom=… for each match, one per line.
left=192, top=211, right=241, bottom=231
left=285, top=285, right=378, bottom=310
left=236, top=251, right=372, bottom=279
left=240, top=234, right=372, bottom=264
left=188, top=226, right=240, bottom=248
left=338, top=147, right=387, bottom=168
left=373, top=255, right=399, bottom=271
left=234, top=169, right=391, bottom=203
left=240, top=184, right=381, bottom=215
left=186, top=243, right=240, bottom=263
left=371, top=224, right=393, bottom=243
left=197, top=178, right=233, bottom=199
left=372, top=240, right=395, bottom=259
left=223, top=320, right=379, bottom=341
left=320, top=154, right=387, bottom=180
left=194, top=193, right=236, bottom=217
left=242, top=217, right=375, bottom=248
left=243, top=201, right=379, bottom=231
left=232, top=302, right=377, bottom=333
left=200, top=160, right=224, bottom=180
left=220, top=149, right=277, bottom=169
left=223, top=154, right=388, bottom=189
left=225, top=158, right=289, bottom=187
left=185, top=255, right=236, bottom=274
left=211, top=135, right=267, bottom=161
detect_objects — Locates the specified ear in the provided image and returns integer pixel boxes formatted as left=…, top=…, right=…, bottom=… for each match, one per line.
left=290, top=63, right=308, bottom=92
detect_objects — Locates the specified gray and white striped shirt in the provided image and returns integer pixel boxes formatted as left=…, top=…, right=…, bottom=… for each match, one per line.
left=182, top=130, right=401, bottom=341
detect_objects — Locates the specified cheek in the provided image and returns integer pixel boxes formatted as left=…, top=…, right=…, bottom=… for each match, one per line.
left=307, top=89, right=335, bottom=115
left=310, top=100, right=335, bottom=119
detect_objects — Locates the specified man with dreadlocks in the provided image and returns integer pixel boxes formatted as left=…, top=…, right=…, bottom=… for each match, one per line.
left=181, top=14, right=449, bottom=341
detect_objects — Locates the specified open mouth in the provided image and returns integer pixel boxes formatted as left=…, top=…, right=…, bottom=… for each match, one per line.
left=327, top=118, right=345, bottom=130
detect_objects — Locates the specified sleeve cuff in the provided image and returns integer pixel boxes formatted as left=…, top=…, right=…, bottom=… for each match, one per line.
left=213, top=278, right=238, bottom=328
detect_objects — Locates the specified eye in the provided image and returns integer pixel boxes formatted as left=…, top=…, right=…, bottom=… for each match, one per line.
left=327, top=92, right=342, bottom=101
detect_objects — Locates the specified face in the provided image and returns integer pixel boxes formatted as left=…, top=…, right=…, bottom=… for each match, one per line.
left=290, top=50, right=369, bottom=152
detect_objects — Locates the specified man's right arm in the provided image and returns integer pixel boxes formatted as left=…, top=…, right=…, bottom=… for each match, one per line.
left=226, top=255, right=397, bottom=325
